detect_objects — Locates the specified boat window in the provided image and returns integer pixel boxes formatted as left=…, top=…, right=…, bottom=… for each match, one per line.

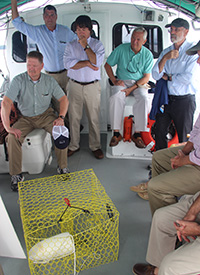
left=12, top=31, right=38, bottom=63
left=12, top=31, right=27, bottom=62
left=71, top=20, right=100, bottom=40
left=113, top=23, right=163, bottom=58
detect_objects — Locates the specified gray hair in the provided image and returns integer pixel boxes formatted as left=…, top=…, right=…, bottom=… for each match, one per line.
left=133, top=27, right=147, bottom=40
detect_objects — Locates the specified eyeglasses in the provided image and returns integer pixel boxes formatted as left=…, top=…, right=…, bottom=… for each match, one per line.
left=168, top=27, right=184, bottom=33
left=126, top=56, right=140, bottom=74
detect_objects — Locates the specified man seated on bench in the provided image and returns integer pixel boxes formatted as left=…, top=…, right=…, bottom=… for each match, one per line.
left=1, top=51, right=69, bottom=192
left=104, top=27, right=153, bottom=148
left=133, top=191, right=200, bottom=275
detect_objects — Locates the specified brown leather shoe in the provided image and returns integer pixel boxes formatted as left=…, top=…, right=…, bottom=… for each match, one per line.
left=92, top=149, right=104, bottom=159
left=133, top=263, right=155, bottom=275
left=109, top=134, right=123, bottom=147
left=132, top=135, right=146, bottom=149
left=68, top=148, right=80, bottom=157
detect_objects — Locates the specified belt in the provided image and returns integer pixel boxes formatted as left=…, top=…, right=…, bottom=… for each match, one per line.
left=168, top=94, right=194, bottom=100
left=45, top=69, right=66, bottom=74
left=71, top=79, right=98, bottom=85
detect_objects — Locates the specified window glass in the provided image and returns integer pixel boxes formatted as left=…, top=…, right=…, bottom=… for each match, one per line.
left=12, top=31, right=38, bottom=63
left=12, top=31, right=27, bottom=62
left=113, top=23, right=163, bottom=58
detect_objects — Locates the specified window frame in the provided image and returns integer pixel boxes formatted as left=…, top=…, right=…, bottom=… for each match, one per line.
left=112, top=23, right=163, bottom=58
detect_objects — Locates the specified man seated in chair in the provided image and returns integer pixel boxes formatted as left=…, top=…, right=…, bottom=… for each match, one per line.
left=1, top=51, right=69, bottom=192
left=104, top=27, right=153, bottom=148
left=133, top=191, right=200, bottom=275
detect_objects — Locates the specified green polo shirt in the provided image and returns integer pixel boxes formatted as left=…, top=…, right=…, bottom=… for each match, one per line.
left=107, top=43, right=153, bottom=81
left=6, top=72, right=65, bottom=117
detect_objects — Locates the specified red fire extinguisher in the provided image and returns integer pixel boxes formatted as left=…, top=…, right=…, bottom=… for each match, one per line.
left=123, top=115, right=134, bottom=142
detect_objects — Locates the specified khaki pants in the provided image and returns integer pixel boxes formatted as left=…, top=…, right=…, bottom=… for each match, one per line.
left=146, top=192, right=200, bottom=274
left=0, top=264, right=4, bottom=275
left=46, top=70, right=69, bottom=127
left=148, top=146, right=200, bottom=215
left=7, top=108, right=68, bottom=175
left=68, top=80, right=101, bottom=151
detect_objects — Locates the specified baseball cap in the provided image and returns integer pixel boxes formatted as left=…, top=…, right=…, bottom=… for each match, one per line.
left=52, top=125, right=69, bottom=150
left=165, top=18, right=189, bottom=30
left=186, top=40, right=200, bottom=55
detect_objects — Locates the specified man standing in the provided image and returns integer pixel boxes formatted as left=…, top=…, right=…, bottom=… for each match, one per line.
left=1, top=51, right=69, bottom=191
left=63, top=15, right=105, bottom=159
left=11, top=0, right=76, bottom=94
left=152, top=18, right=199, bottom=150
left=104, top=27, right=153, bottom=148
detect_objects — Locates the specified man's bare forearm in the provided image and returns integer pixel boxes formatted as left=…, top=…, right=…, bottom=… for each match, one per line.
left=11, top=0, right=19, bottom=20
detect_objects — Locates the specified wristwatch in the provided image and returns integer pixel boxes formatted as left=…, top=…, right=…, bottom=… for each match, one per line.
left=59, top=115, right=65, bottom=120
left=84, top=44, right=90, bottom=51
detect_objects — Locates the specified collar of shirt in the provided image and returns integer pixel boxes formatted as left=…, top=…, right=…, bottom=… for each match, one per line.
left=27, top=74, right=42, bottom=83
left=44, top=24, right=58, bottom=33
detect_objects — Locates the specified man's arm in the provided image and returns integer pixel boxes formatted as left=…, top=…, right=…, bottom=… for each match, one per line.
left=11, top=0, right=19, bottom=20
left=184, top=194, right=200, bottom=221
left=122, top=73, right=150, bottom=96
left=170, top=141, right=196, bottom=169
left=1, top=96, right=21, bottom=139
left=174, top=194, right=200, bottom=242
left=104, top=62, right=124, bottom=86
left=53, top=95, right=69, bottom=126
left=70, top=60, right=98, bottom=71
left=64, top=43, right=99, bottom=71
left=158, top=50, right=179, bottom=73
left=78, top=37, right=96, bottom=65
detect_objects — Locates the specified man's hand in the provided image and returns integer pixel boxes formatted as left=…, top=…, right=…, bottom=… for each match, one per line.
left=174, top=220, right=200, bottom=242
left=112, top=79, right=125, bottom=86
left=164, top=50, right=179, bottom=60
left=121, top=86, right=133, bottom=96
left=158, top=50, right=179, bottom=73
left=8, top=127, right=22, bottom=139
left=53, top=117, right=65, bottom=126
left=162, top=73, right=172, bottom=81
left=78, top=36, right=87, bottom=49
left=87, top=61, right=99, bottom=71
left=170, top=150, right=191, bottom=169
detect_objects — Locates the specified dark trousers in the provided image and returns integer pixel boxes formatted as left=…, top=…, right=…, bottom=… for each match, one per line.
left=155, top=94, right=196, bottom=151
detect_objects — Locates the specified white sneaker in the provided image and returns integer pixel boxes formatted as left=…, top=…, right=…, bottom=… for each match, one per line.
left=11, top=174, right=24, bottom=192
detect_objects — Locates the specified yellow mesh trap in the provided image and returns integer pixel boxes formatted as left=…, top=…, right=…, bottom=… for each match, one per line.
left=18, top=169, right=120, bottom=275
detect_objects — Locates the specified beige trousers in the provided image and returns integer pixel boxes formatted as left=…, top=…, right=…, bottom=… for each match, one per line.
left=47, top=70, right=69, bottom=94
left=68, top=80, right=101, bottom=151
left=7, top=108, right=68, bottom=175
left=148, top=146, right=200, bottom=215
left=46, top=70, right=69, bottom=127
left=0, top=264, right=4, bottom=275
left=146, top=192, right=200, bottom=274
